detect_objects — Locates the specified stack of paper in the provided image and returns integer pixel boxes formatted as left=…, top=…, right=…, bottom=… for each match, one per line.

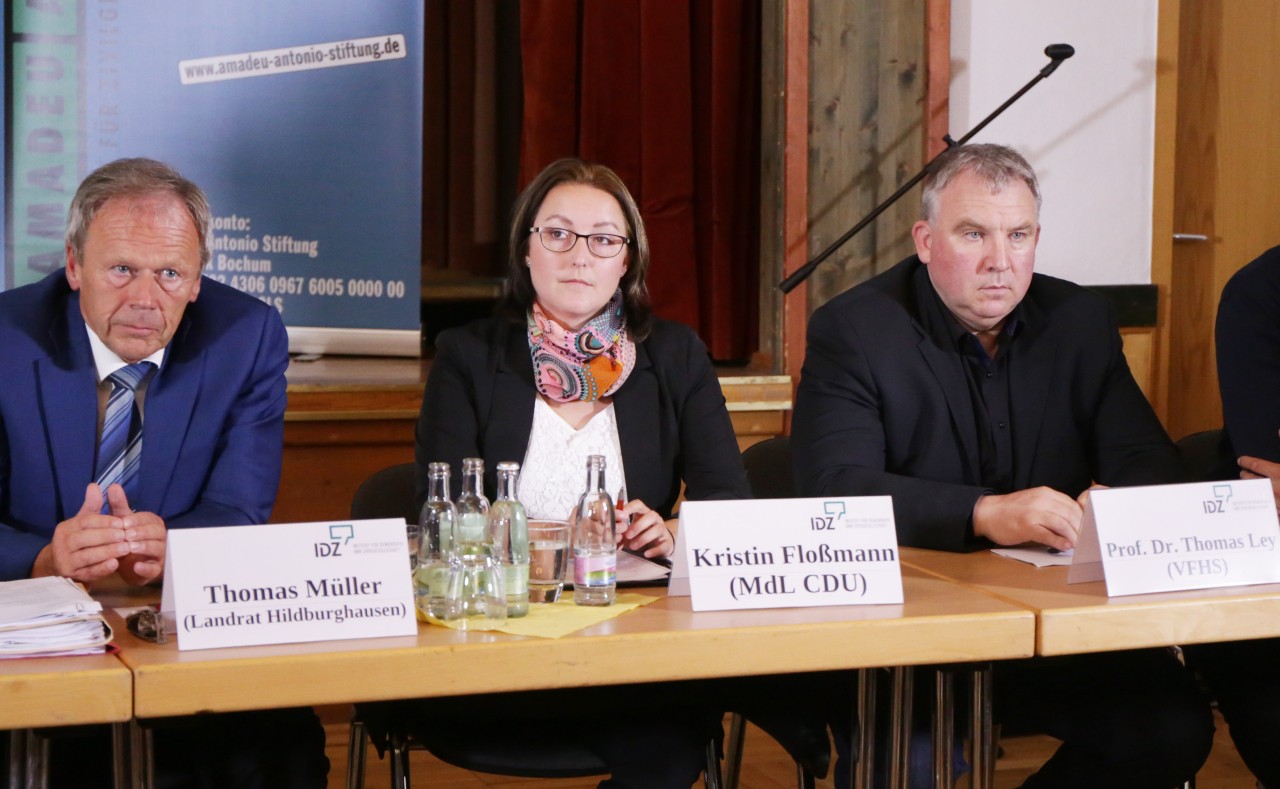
left=0, top=577, right=112, bottom=658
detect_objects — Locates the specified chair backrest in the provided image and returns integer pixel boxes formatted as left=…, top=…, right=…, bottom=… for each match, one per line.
left=1176, top=428, right=1233, bottom=482
left=350, top=462, right=418, bottom=523
left=741, top=435, right=795, bottom=499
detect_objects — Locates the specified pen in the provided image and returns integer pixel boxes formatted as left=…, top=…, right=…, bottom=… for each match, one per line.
left=616, top=487, right=630, bottom=524
left=616, top=486, right=633, bottom=542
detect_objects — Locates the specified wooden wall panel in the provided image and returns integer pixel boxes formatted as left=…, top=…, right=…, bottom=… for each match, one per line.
left=1148, top=0, right=1180, bottom=425
left=806, top=0, right=928, bottom=309
left=1167, top=0, right=1221, bottom=439
left=1121, top=328, right=1156, bottom=404
left=275, top=421, right=415, bottom=525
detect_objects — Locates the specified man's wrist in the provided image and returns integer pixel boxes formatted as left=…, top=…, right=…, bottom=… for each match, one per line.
left=29, top=545, right=55, bottom=578
left=969, top=490, right=998, bottom=541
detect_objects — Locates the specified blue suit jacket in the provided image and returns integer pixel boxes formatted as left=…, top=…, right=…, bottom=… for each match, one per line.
left=0, top=270, right=289, bottom=580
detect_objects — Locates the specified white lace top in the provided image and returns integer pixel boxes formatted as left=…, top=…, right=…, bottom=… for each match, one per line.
left=517, top=397, right=627, bottom=521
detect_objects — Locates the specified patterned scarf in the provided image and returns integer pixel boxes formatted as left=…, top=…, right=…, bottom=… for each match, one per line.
left=527, top=290, right=636, bottom=402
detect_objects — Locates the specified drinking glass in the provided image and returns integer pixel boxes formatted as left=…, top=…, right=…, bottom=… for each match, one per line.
left=527, top=520, right=572, bottom=603
left=446, top=554, right=507, bottom=630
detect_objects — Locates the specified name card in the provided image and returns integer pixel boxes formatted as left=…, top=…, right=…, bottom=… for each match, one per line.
left=162, top=519, right=417, bottom=650
left=671, top=497, right=903, bottom=611
left=1068, top=479, right=1280, bottom=596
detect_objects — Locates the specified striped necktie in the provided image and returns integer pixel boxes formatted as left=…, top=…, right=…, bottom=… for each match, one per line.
left=95, top=362, right=155, bottom=512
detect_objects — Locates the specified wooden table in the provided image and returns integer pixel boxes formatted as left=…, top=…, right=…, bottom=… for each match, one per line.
left=1, top=652, right=132, bottom=788
left=901, top=546, right=1280, bottom=655
left=0, top=653, right=130, bottom=729
left=107, top=567, right=1029, bottom=713
left=103, top=566, right=1033, bottom=789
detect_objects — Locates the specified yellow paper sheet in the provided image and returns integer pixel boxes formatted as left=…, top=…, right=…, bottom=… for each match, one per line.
left=422, top=592, right=658, bottom=639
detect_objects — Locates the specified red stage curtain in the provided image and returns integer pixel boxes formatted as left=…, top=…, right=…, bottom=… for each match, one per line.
left=519, top=0, right=760, bottom=361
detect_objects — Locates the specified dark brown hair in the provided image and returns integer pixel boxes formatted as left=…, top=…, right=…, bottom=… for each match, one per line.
left=498, top=158, right=652, bottom=340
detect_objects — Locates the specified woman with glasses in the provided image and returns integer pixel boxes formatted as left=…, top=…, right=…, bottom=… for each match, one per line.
left=411, top=157, right=749, bottom=787
left=420, top=156, right=749, bottom=563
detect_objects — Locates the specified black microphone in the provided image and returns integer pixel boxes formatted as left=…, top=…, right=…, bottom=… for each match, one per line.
left=1040, top=43, right=1075, bottom=77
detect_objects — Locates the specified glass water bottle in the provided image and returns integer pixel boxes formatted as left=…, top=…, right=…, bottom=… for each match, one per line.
left=455, top=457, right=491, bottom=552
left=453, top=458, right=505, bottom=626
left=415, top=462, right=461, bottom=621
left=487, top=462, right=530, bottom=618
left=572, top=455, right=617, bottom=606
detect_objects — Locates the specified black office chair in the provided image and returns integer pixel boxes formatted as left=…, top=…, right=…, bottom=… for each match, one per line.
left=741, top=434, right=796, bottom=500
left=349, top=461, right=419, bottom=525
left=345, top=463, right=723, bottom=789
left=1176, top=428, right=1234, bottom=482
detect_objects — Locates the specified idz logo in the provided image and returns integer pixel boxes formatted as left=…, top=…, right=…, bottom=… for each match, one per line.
left=315, top=524, right=356, bottom=557
left=810, top=501, right=846, bottom=531
left=1203, top=484, right=1233, bottom=515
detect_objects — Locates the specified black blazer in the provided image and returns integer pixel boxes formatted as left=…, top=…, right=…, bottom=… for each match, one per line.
left=792, top=256, right=1184, bottom=552
left=415, top=315, right=749, bottom=516
left=1217, top=245, right=1280, bottom=464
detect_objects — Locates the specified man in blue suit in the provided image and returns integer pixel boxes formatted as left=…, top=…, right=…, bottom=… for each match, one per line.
left=0, top=158, right=326, bottom=787
left=0, top=159, right=287, bottom=583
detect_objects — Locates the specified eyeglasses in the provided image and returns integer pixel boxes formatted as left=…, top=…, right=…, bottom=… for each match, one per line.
left=530, top=226, right=630, bottom=258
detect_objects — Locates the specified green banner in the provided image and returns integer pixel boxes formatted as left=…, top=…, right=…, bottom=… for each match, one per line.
left=10, top=1, right=80, bottom=287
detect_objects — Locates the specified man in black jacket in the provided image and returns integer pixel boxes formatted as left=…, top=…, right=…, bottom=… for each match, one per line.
left=793, top=144, right=1211, bottom=788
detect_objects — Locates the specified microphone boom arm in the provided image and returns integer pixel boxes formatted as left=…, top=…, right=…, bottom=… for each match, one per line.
left=780, top=43, right=1074, bottom=294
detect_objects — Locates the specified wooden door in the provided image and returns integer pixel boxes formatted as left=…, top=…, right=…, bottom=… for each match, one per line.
left=1165, top=0, right=1280, bottom=440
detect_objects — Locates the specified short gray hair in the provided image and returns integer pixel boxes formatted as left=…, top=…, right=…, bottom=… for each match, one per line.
left=65, top=158, right=212, bottom=268
left=921, top=143, right=1041, bottom=222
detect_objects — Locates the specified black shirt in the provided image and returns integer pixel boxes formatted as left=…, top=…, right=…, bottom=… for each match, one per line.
left=914, top=263, right=1022, bottom=494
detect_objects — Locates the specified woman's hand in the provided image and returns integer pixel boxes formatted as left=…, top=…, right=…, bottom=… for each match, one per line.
left=616, top=499, right=675, bottom=558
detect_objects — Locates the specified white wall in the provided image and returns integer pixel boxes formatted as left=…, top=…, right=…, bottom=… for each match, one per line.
left=950, top=0, right=1159, bottom=285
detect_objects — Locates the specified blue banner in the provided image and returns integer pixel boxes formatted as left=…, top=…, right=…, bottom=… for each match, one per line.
left=7, top=1, right=423, bottom=355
